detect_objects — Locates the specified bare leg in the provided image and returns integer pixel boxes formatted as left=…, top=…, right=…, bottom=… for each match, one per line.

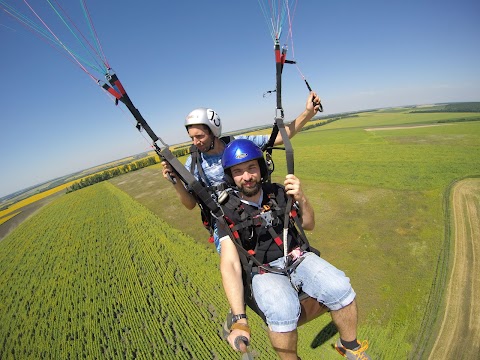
left=330, top=299, right=358, bottom=342
left=268, top=329, right=299, bottom=360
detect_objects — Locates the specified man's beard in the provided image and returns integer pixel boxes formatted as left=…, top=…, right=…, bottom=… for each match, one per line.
left=240, top=181, right=261, bottom=197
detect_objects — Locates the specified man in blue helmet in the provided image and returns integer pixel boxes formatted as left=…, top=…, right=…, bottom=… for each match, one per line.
left=161, top=92, right=322, bottom=252
left=218, top=139, right=371, bottom=360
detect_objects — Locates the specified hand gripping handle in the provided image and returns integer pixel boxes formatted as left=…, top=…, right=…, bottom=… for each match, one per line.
left=234, top=335, right=249, bottom=351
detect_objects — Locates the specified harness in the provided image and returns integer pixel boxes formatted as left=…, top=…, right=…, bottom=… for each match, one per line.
left=217, top=183, right=320, bottom=312
left=188, top=135, right=234, bottom=242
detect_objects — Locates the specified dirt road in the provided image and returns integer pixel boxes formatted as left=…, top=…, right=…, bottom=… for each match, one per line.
left=0, top=192, right=63, bottom=241
left=364, top=124, right=452, bottom=131
left=428, top=178, right=480, bottom=359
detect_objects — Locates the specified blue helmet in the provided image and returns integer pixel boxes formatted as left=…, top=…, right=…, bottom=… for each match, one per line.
left=222, top=139, right=268, bottom=184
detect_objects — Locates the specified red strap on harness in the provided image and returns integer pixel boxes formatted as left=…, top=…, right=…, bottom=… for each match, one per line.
left=273, top=237, right=282, bottom=246
left=229, top=224, right=240, bottom=239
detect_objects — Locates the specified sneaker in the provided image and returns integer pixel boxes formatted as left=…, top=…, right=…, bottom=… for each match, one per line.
left=334, top=339, right=371, bottom=360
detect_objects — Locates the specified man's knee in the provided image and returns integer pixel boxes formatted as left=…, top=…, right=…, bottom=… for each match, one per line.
left=256, top=287, right=300, bottom=320
left=253, top=278, right=300, bottom=331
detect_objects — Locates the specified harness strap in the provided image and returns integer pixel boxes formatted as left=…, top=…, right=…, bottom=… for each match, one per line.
left=253, top=256, right=306, bottom=277
left=103, top=72, right=217, bottom=208
left=267, top=227, right=283, bottom=247
left=193, top=147, right=211, bottom=187
left=189, top=135, right=234, bottom=187
left=222, top=201, right=314, bottom=301
left=187, top=136, right=235, bottom=237
left=290, top=207, right=311, bottom=252
left=160, top=149, right=225, bottom=221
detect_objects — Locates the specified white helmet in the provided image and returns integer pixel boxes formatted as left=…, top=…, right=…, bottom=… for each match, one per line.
left=185, top=107, right=222, bottom=138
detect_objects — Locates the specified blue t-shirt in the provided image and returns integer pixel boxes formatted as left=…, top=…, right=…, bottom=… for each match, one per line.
left=184, top=135, right=269, bottom=186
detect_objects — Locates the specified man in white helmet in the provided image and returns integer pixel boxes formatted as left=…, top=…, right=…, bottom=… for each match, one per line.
left=162, top=91, right=321, bottom=252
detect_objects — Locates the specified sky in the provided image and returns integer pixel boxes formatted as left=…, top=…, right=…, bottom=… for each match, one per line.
left=1, top=0, right=479, bottom=199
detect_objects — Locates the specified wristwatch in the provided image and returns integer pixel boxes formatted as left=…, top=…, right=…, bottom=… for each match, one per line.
left=232, top=313, right=248, bottom=323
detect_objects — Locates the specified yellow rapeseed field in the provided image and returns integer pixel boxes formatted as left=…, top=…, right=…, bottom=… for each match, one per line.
left=0, top=180, right=79, bottom=219
left=0, top=211, right=20, bottom=226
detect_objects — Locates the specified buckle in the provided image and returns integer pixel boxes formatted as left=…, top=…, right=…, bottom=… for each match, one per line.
left=288, top=247, right=304, bottom=261
left=259, top=206, right=274, bottom=227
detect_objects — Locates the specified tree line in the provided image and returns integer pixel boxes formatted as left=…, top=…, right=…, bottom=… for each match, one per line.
left=66, top=157, right=157, bottom=193
left=410, top=102, right=480, bottom=113
left=301, top=115, right=358, bottom=132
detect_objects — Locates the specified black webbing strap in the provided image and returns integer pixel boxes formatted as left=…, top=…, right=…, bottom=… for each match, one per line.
left=275, top=39, right=285, bottom=116
left=276, top=117, right=294, bottom=175
left=103, top=71, right=226, bottom=221
left=262, top=39, right=294, bottom=174
left=189, top=145, right=214, bottom=195
left=273, top=39, right=295, bottom=256
left=220, top=193, right=306, bottom=278
left=159, top=147, right=225, bottom=219
left=107, top=72, right=163, bottom=146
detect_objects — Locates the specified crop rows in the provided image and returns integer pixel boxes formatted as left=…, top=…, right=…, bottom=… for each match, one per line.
left=0, top=182, right=276, bottom=359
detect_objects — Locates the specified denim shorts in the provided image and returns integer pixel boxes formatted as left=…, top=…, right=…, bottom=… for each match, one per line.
left=251, top=252, right=356, bottom=332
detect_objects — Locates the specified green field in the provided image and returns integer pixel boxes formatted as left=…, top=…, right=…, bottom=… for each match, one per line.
left=0, top=183, right=277, bottom=359
left=1, top=107, right=479, bottom=359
